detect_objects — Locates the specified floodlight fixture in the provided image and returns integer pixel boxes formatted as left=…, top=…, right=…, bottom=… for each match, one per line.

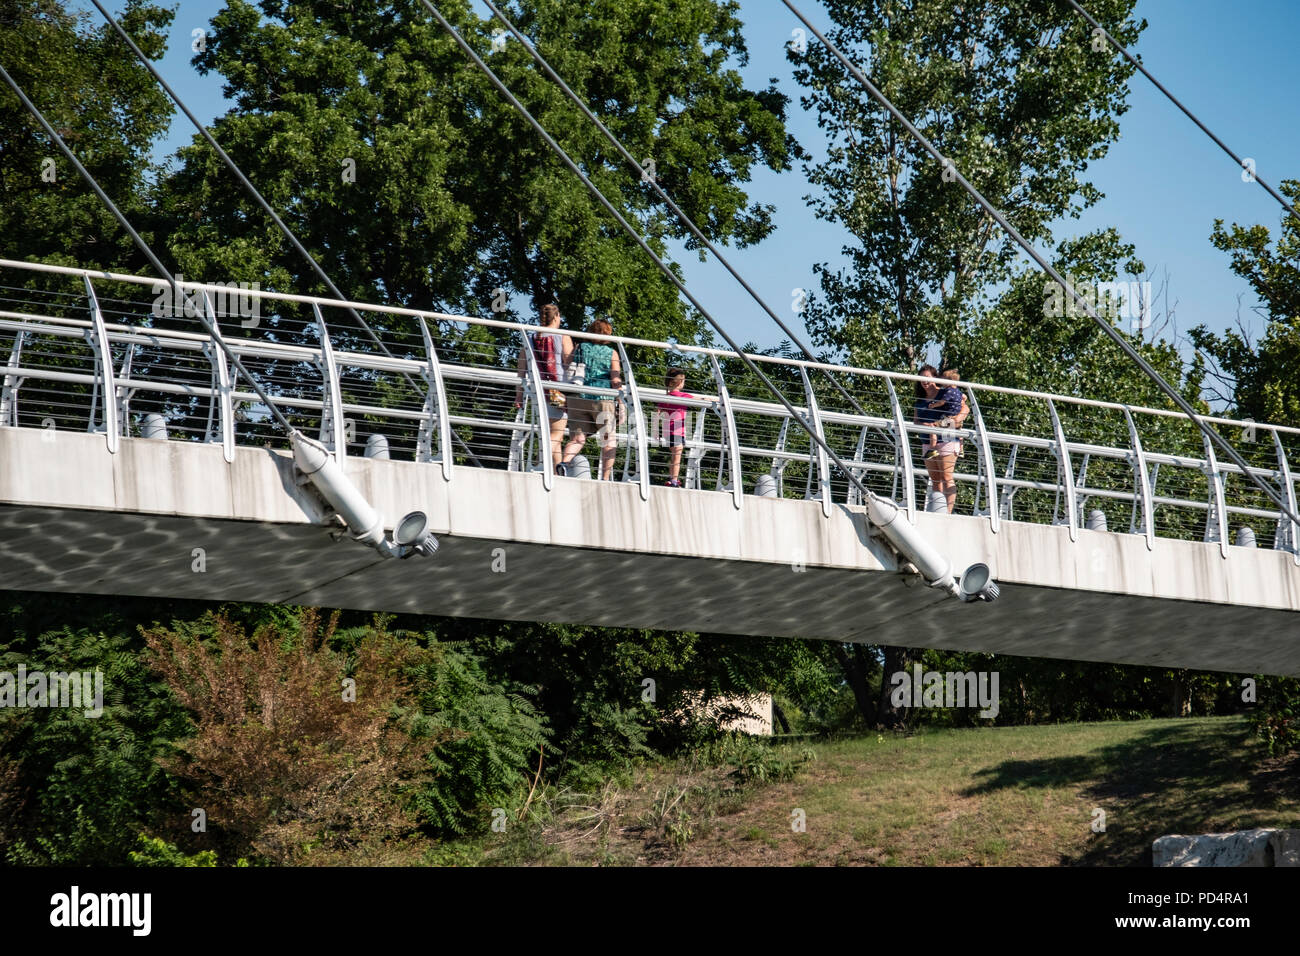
left=958, top=563, right=1001, bottom=603
left=395, top=510, right=440, bottom=558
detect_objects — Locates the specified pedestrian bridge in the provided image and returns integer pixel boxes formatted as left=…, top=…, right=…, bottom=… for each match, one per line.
left=2, top=259, right=1297, bottom=675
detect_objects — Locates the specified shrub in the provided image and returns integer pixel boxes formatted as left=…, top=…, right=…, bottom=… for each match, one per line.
left=143, top=609, right=432, bottom=864
left=1249, top=676, right=1300, bottom=756
left=407, top=643, right=548, bottom=836
left=0, top=626, right=189, bottom=865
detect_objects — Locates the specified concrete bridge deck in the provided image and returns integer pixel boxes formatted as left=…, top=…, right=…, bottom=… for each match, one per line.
left=2, top=427, right=1296, bottom=675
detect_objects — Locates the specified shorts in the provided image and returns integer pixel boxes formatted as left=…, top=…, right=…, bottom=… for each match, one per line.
left=546, top=402, right=567, bottom=422
left=920, top=440, right=962, bottom=459
left=568, top=397, right=617, bottom=442
left=666, top=428, right=686, bottom=448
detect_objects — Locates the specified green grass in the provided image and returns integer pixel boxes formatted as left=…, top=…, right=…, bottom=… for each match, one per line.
left=678, top=715, right=1299, bottom=866
left=437, top=716, right=1299, bottom=866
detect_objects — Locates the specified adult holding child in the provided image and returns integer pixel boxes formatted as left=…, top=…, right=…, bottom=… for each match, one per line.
left=913, top=365, right=968, bottom=513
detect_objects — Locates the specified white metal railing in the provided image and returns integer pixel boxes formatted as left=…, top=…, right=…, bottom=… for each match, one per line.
left=0, top=256, right=1297, bottom=563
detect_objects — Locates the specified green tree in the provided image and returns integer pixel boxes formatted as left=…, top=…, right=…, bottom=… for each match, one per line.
left=0, top=0, right=173, bottom=273
left=1190, top=179, right=1300, bottom=427
left=158, top=0, right=797, bottom=344
left=788, top=0, right=1146, bottom=371
left=1190, top=181, right=1300, bottom=755
left=786, top=0, right=1232, bottom=727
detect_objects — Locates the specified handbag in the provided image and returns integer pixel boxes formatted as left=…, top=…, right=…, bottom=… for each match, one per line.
left=564, top=343, right=586, bottom=386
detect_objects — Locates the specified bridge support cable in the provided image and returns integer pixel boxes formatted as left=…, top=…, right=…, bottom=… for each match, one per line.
left=0, top=63, right=437, bottom=561
left=417, top=1, right=993, bottom=599
left=779, top=0, right=1300, bottom=535
left=87, top=0, right=485, bottom=471
left=1064, top=0, right=1300, bottom=225
left=0, top=60, right=295, bottom=437
left=417, top=1, right=877, bottom=508
left=474, top=0, right=880, bottom=429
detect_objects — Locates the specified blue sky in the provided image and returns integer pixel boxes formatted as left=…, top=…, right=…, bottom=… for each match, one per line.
left=103, top=0, right=1300, bottom=366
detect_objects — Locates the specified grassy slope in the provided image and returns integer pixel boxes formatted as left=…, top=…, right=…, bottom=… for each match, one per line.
left=477, top=715, right=1300, bottom=866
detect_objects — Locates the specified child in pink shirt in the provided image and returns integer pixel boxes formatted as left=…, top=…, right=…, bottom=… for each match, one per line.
left=662, top=367, right=691, bottom=487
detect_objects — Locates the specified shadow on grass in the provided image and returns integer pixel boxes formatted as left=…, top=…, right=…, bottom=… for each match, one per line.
left=961, top=717, right=1300, bottom=866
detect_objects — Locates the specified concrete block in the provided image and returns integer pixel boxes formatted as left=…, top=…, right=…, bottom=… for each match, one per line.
left=1152, top=828, right=1295, bottom=866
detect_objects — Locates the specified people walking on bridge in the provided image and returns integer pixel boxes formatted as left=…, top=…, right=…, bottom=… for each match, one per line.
left=515, top=303, right=573, bottom=466
left=562, top=317, right=622, bottom=480
left=661, top=367, right=692, bottom=487
left=914, top=365, right=966, bottom=513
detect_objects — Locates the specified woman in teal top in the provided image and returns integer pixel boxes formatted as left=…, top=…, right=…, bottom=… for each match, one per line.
left=562, top=318, right=622, bottom=480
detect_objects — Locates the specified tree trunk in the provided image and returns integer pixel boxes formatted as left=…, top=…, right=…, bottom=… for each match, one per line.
left=877, top=644, right=918, bottom=729
left=1168, top=670, right=1193, bottom=717
left=771, top=699, right=791, bottom=735
left=832, top=643, right=877, bottom=729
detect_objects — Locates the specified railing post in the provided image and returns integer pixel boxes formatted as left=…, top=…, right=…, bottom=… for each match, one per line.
left=312, top=304, right=346, bottom=457
left=685, top=401, right=707, bottom=490
left=847, top=425, right=871, bottom=507
left=1047, top=399, right=1078, bottom=542
left=799, top=367, right=832, bottom=517
left=1074, top=454, right=1091, bottom=517
left=517, top=328, right=553, bottom=491
left=116, top=342, right=136, bottom=441
left=0, top=331, right=25, bottom=427
left=966, top=389, right=998, bottom=533
left=616, top=342, right=649, bottom=501
left=1201, top=432, right=1229, bottom=558
left=771, top=416, right=790, bottom=496
left=708, top=354, right=742, bottom=510
left=885, top=378, right=916, bottom=522
left=202, top=293, right=235, bottom=464
left=999, top=445, right=1019, bottom=520
left=83, top=276, right=118, bottom=453
left=416, top=315, right=453, bottom=480
left=1123, top=407, right=1155, bottom=551
left=1272, top=430, right=1300, bottom=564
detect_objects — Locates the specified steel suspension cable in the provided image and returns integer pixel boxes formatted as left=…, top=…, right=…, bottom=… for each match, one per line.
left=89, top=0, right=485, bottom=466
left=477, top=0, right=879, bottom=426
left=1065, top=0, right=1300, bottom=225
left=780, top=0, right=1300, bottom=529
left=416, top=0, right=882, bottom=503
left=0, top=60, right=295, bottom=433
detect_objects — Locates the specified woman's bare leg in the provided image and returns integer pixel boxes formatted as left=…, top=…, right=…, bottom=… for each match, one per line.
left=925, top=457, right=944, bottom=504
left=562, top=431, right=587, bottom=464
left=550, top=415, right=567, bottom=465
left=940, top=455, right=957, bottom=512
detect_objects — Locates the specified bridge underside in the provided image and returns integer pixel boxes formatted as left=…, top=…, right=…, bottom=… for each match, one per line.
left=1, top=501, right=1296, bottom=676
